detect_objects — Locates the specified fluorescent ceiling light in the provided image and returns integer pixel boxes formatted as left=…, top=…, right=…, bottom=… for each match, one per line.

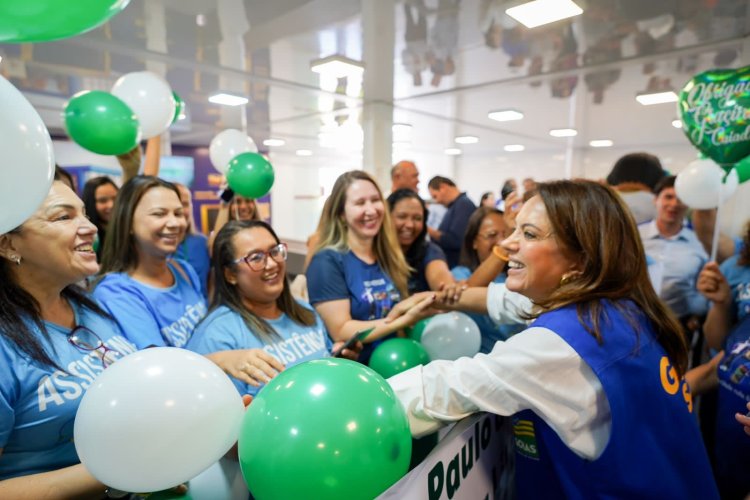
left=635, top=91, right=678, bottom=106
left=296, top=149, right=313, bottom=157
left=671, top=119, right=682, bottom=129
left=506, top=0, right=583, bottom=29
left=549, top=128, right=578, bottom=137
left=589, top=139, right=613, bottom=148
left=263, top=138, right=285, bottom=147
left=444, top=148, right=462, bottom=155
left=208, top=92, right=248, bottom=106
left=488, top=109, right=524, bottom=122
left=310, top=55, right=364, bottom=78
left=455, top=135, right=479, bottom=144
left=504, top=144, right=525, bottom=152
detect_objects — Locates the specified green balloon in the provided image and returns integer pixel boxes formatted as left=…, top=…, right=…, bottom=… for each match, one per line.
left=733, top=156, right=750, bottom=184
left=171, top=91, right=185, bottom=124
left=369, top=338, right=430, bottom=379
left=678, top=65, right=750, bottom=166
left=405, top=318, right=430, bottom=342
left=238, top=358, right=412, bottom=500
left=0, top=0, right=130, bottom=43
left=226, top=152, right=274, bottom=199
left=64, top=90, right=140, bottom=155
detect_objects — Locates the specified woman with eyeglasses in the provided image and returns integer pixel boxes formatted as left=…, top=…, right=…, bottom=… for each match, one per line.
left=451, top=206, right=525, bottom=353
left=0, top=180, right=137, bottom=497
left=93, top=176, right=207, bottom=349
left=306, top=171, right=436, bottom=365
left=186, top=220, right=360, bottom=396
left=387, top=189, right=455, bottom=295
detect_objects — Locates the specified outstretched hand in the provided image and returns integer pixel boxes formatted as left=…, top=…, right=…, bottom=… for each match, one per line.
left=208, top=349, right=285, bottom=387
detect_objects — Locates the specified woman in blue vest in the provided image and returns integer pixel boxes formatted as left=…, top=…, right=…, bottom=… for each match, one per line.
left=186, top=220, right=361, bottom=396
left=697, top=223, right=750, bottom=499
left=0, top=180, right=137, bottom=497
left=389, top=180, right=718, bottom=498
left=93, top=176, right=207, bottom=349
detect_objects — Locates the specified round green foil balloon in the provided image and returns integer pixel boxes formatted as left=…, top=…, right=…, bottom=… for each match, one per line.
left=0, top=0, right=131, bottom=43
left=226, top=152, right=274, bottom=199
left=369, top=338, right=430, bottom=379
left=64, top=90, right=140, bottom=155
left=678, top=65, right=750, bottom=166
left=238, top=358, right=412, bottom=500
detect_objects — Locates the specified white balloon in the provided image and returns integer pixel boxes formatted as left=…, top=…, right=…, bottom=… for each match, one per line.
left=111, top=71, right=175, bottom=139
left=74, top=347, right=244, bottom=493
left=209, top=129, right=258, bottom=173
left=675, top=158, right=738, bottom=209
left=420, top=312, right=481, bottom=361
left=0, top=75, right=54, bottom=234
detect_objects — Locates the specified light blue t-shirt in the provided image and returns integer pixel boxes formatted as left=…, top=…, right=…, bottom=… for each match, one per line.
left=719, top=254, right=750, bottom=324
left=176, top=233, right=210, bottom=299
left=0, top=302, right=137, bottom=480
left=93, top=259, right=207, bottom=349
left=186, top=303, right=333, bottom=397
left=452, top=266, right=525, bottom=354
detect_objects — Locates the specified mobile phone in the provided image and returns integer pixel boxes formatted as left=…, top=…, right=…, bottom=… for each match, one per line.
left=331, top=328, right=374, bottom=358
left=219, top=187, right=235, bottom=203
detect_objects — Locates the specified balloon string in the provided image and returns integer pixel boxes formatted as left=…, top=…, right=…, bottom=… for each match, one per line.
left=710, top=187, right=723, bottom=262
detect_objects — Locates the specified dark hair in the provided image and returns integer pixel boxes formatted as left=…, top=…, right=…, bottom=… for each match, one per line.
left=652, top=175, right=676, bottom=196
left=98, top=176, right=181, bottom=276
left=428, top=176, right=456, bottom=190
left=82, top=176, right=119, bottom=258
left=532, top=180, right=688, bottom=377
left=1, top=182, right=110, bottom=369
left=459, top=207, right=504, bottom=271
left=480, top=192, right=494, bottom=204
left=387, top=189, right=429, bottom=272
left=54, top=165, right=75, bottom=191
left=208, top=220, right=315, bottom=342
left=607, top=153, right=666, bottom=190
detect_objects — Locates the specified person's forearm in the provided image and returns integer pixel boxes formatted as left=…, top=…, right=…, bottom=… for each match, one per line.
left=685, top=351, right=722, bottom=396
left=703, top=300, right=733, bottom=350
left=0, top=464, right=105, bottom=500
left=466, top=248, right=506, bottom=287
left=143, top=136, right=161, bottom=176
left=440, top=287, right=489, bottom=314
left=337, top=318, right=402, bottom=342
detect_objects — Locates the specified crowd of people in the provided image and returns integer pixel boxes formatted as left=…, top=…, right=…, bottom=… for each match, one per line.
left=1, top=150, right=748, bottom=498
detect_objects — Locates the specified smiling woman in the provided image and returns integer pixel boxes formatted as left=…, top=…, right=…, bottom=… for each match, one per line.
left=93, top=176, right=207, bottom=349
left=0, top=180, right=137, bottom=498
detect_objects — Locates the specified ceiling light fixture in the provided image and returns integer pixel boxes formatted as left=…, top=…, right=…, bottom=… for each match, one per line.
left=296, top=149, right=313, bottom=157
left=444, top=148, right=462, bottom=155
left=505, top=0, right=583, bottom=29
left=549, top=128, right=578, bottom=137
left=671, top=119, right=682, bottom=129
left=589, top=139, right=613, bottom=148
left=635, top=91, right=678, bottom=106
left=208, top=92, right=248, bottom=106
left=263, top=139, right=285, bottom=147
left=455, top=135, right=479, bottom=144
left=488, top=109, right=524, bottom=122
left=504, top=144, right=525, bottom=152
left=310, top=55, right=365, bottom=79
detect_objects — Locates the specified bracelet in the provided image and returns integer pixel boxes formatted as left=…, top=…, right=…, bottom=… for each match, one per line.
left=492, top=245, right=509, bottom=261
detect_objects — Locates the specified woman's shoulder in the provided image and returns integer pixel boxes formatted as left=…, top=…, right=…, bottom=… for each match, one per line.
left=93, top=272, right=137, bottom=295
left=307, top=247, right=346, bottom=272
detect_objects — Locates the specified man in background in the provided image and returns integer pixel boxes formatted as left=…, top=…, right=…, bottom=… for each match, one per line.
left=427, top=176, right=476, bottom=268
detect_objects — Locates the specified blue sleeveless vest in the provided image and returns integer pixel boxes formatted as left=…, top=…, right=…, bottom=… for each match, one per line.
left=513, top=301, right=718, bottom=499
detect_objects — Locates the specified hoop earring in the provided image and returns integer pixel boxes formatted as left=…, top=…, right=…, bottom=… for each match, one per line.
left=559, top=274, right=571, bottom=286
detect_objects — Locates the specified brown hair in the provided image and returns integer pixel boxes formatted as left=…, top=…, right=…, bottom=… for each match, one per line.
left=532, top=180, right=688, bottom=377
left=739, top=221, right=750, bottom=266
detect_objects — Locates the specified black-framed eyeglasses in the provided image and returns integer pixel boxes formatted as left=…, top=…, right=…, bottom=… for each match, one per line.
left=232, top=243, right=288, bottom=271
left=68, top=326, right=119, bottom=368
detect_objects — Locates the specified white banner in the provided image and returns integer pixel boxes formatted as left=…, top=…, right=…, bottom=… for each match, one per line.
left=378, top=413, right=514, bottom=500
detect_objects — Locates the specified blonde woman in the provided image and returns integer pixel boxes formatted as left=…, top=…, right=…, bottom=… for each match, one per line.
left=306, top=170, right=434, bottom=364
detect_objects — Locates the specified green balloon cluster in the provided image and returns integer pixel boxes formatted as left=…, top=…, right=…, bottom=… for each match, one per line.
left=369, top=338, right=430, bottom=379
left=226, top=152, right=275, bottom=199
left=238, top=358, right=411, bottom=500
left=679, top=65, right=750, bottom=167
left=0, top=0, right=131, bottom=43
left=63, top=91, right=140, bottom=155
